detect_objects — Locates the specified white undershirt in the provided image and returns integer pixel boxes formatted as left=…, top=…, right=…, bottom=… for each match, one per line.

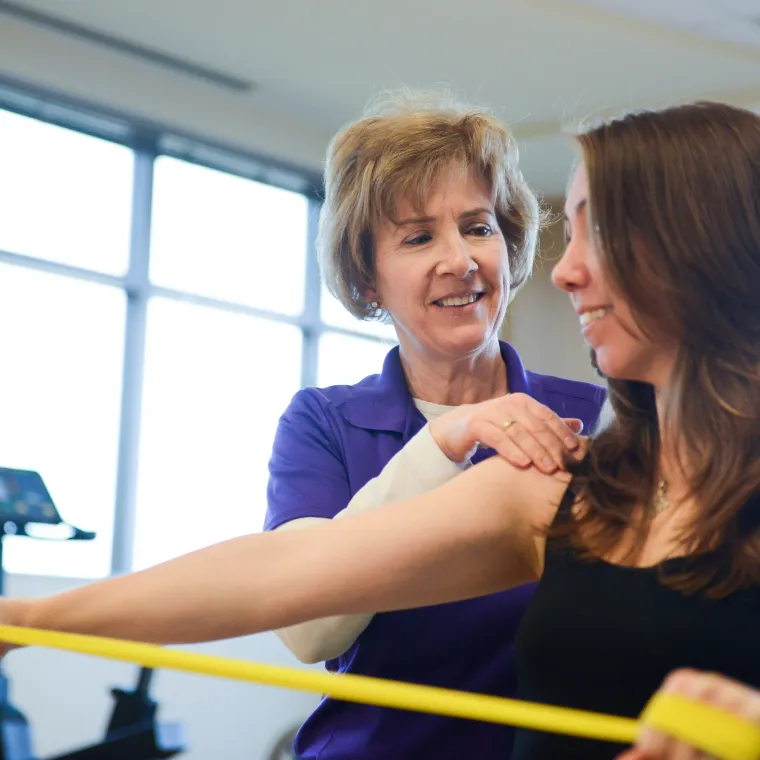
left=412, top=397, right=455, bottom=421
left=272, top=398, right=466, bottom=664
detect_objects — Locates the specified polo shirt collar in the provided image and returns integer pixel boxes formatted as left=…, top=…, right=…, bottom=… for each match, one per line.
left=342, top=340, right=541, bottom=434
left=341, top=346, right=412, bottom=434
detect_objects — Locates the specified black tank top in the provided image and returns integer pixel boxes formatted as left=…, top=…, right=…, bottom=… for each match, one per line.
left=512, top=490, right=760, bottom=759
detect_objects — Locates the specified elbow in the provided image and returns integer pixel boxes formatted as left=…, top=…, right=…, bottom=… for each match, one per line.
left=290, top=639, right=350, bottom=664
left=275, top=627, right=355, bottom=664
left=292, top=647, right=329, bottom=665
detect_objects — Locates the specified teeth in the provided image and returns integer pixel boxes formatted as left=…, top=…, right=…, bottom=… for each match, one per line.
left=439, top=294, right=480, bottom=307
left=579, top=308, right=609, bottom=326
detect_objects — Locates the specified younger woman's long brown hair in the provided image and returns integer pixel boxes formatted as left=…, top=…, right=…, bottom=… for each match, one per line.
left=553, top=101, right=760, bottom=597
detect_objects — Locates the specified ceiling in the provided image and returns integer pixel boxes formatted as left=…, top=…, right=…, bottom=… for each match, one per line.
left=3, top=0, right=760, bottom=196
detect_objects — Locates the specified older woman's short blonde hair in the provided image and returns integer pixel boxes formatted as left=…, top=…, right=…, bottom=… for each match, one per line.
left=317, top=89, right=543, bottom=320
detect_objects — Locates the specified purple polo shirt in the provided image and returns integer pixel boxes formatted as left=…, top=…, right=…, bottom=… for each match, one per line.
left=264, top=341, right=605, bottom=760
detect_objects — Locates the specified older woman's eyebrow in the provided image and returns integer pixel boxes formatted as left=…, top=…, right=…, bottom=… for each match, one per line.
left=395, top=207, right=494, bottom=227
left=460, top=207, right=495, bottom=220
left=394, top=215, right=435, bottom=226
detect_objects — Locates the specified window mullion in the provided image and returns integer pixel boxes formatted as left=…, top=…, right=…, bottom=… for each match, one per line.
left=110, top=136, right=155, bottom=575
left=300, top=198, right=323, bottom=389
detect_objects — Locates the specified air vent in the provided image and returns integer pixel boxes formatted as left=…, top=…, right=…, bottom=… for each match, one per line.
left=0, top=0, right=256, bottom=94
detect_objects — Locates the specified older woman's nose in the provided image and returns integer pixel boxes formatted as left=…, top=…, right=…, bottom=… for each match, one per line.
left=436, top=233, right=478, bottom=278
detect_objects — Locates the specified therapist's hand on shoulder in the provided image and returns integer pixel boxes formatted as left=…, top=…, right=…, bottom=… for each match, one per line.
left=616, top=669, right=760, bottom=760
left=428, top=393, right=584, bottom=474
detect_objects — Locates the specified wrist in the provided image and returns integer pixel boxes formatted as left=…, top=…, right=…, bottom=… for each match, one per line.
left=427, top=419, right=463, bottom=464
left=427, top=418, right=443, bottom=446
left=8, top=597, right=38, bottom=629
left=0, top=598, right=39, bottom=653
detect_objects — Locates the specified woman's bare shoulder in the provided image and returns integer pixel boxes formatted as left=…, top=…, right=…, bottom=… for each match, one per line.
left=459, top=455, right=573, bottom=526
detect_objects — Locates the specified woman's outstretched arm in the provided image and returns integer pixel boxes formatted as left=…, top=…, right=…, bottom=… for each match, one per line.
left=8, top=458, right=568, bottom=647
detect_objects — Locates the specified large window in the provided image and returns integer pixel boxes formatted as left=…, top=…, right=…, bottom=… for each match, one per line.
left=0, top=87, right=396, bottom=578
left=149, top=156, right=308, bottom=313
left=0, top=265, right=125, bottom=578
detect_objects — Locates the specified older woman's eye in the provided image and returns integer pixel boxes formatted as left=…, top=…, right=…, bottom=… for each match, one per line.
left=405, top=232, right=432, bottom=246
left=467, top=224, right=493, bottom=237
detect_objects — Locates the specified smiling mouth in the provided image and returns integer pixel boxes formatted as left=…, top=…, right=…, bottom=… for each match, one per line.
left=579, top=307, right=611, bottom=328
left=432, top=293, right=484, bottom=308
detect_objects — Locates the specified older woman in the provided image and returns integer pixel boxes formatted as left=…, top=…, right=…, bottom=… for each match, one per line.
left=263, top=93, right=605, bottom=759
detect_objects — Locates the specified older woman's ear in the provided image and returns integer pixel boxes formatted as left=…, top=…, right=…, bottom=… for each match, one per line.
left=361, top=290, right=380, bottom=310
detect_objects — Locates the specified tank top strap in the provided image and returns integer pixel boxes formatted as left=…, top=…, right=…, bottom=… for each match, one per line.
left=551, top=485, right=576, bottom=526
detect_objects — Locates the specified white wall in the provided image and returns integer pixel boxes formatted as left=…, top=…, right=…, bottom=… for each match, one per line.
left=0, top=18, right=325, bottom=760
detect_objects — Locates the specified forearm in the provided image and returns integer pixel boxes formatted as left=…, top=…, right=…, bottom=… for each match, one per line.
left=13, top=458, right=559, bottom=646
left=16, top=530, right=318, bottom=645
left=273, top=425, right=464, bottom=663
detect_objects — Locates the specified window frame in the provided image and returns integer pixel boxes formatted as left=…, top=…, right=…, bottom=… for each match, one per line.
left=0, top=74, right=394, bottom=577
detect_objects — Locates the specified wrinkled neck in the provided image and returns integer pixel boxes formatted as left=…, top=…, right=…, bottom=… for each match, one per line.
left=400, top=340, right=507, bottom=406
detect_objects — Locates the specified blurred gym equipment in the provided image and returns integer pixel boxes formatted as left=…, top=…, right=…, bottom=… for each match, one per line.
left=0, top=467, right=187, bottom=760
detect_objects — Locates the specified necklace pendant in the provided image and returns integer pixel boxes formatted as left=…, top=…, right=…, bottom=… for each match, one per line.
left=653, top=479, right=670, bottom=513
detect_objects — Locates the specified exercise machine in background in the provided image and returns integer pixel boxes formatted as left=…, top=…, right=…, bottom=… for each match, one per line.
left=0, top=467, right=187, bottom=760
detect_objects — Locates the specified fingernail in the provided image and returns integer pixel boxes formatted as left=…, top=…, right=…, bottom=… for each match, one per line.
left=564, top=436, right=578, bottom=448
left=542, top=457, right=555, bottom=470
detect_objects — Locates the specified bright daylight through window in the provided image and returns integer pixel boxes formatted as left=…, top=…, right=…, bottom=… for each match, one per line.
left=0, top=93, right=396, bottom=578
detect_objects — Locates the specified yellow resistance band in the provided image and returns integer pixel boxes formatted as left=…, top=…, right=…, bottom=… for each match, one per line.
left=0, top=625, right=758, bottom=760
